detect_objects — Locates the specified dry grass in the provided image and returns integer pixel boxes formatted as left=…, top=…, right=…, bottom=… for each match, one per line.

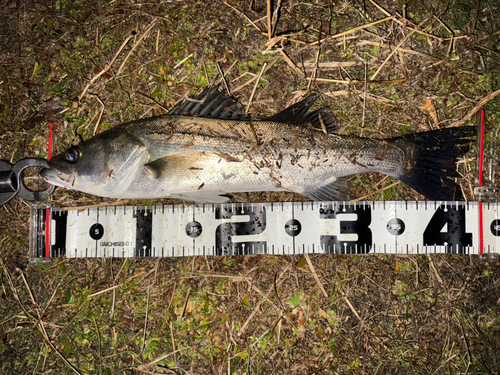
left=1, top=0, right=500, bottom=374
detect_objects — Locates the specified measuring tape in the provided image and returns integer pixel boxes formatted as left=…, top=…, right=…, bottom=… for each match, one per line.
left=30, top=201, right=500, bottom=259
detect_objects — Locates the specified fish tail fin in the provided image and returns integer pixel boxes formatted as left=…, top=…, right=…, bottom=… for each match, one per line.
left=393, top=127, right=475, bottom=200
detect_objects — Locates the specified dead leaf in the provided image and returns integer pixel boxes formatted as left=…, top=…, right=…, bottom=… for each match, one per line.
left=419, top=98, right=439, bottom=129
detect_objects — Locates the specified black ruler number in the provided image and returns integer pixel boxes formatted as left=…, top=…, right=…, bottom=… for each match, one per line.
left=134, top=208, right=152, bottom=257
left=52, top=211, right=68, bottom=257
left=215, top=206, right=267, bottom=256
left=320, top=204, right=372, bottom=254
left=423, top=204, right=472, bottom=253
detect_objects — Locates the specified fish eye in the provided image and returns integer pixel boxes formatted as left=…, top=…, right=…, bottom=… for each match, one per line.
left=65, top=147, right=81, bottom=163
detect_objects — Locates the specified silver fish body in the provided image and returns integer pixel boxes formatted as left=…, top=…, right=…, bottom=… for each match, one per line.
left=41, top=88, right=474, bottom=202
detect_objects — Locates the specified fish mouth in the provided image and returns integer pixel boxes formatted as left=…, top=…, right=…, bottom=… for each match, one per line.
left=40, top=167, right=75, bottom=188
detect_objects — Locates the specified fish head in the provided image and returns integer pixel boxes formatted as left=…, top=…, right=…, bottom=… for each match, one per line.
left=41, top=131, right=149, bottom=197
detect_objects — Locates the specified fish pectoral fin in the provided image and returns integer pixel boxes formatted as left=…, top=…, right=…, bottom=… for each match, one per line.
left=144, top=151, right=212, bottom=179
left=169, top=191, right=231, bottom=204
left=264, top=96, right=339, bottom=134
left=302, top=177, right=349, bottom=201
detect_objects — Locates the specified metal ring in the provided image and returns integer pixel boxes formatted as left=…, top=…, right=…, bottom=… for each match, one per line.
left=11, top=158, right=56, bottom=201
left=0, top=160, right=17, bottom=206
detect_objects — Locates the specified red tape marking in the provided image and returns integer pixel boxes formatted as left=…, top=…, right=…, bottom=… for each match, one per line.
left=479, top=110, right=485, bottom=254
left=45, top=123, right=54, bottom=258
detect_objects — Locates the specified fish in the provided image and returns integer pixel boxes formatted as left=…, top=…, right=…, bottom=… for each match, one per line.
left=41, top=86, right=475, bottom=203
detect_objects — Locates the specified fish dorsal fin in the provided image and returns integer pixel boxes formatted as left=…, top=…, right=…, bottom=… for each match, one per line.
left=308, top=108, right=339, bottom=135
left=169, top=85, right=250, bottom=120
left=264, top=95, right=339, bottom=134
left=302, top=177, right=349, bottom=201
left=264, top=95, right=318, bottom=123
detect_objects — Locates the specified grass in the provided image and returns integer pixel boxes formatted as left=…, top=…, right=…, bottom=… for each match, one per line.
left=1, top=0, right=500, bottom=374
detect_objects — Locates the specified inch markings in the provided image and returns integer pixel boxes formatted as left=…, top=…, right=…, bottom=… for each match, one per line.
left=30, top=201, right=500, bottom=258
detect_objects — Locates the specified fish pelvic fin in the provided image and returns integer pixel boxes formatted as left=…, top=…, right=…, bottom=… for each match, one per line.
left=264, top=95, right=339, bottom=134
left=303, top=177, right=349, bottom=201
left=394, top=127, right=475, bottom=200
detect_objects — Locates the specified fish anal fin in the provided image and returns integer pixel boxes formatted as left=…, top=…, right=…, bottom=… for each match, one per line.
left=169, top=192, right=231, bottom=203
left=302, top=177, right=349, bottom=201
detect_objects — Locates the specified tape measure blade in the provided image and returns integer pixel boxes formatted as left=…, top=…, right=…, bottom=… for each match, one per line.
left=194, top=204, right=216, bottom=257
left=371, top=201, right=397, bottom=254
left=483, top=202, right=500, bottom=253
left=267, top=202, right=295, bottom=255
left=66, top=208, right=97, bottom=258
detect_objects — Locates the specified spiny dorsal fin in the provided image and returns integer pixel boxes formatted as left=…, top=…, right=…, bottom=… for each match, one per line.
left=169, top=85, right=250, bottom=120
left=264, top=95, right=339, bottom=134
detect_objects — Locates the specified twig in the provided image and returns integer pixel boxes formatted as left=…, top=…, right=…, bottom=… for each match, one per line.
left=350, top=181, right=401, bottom=202
left=342, top=289, right=390, bottom=351
left=233, top=57, right=278, bottom=93
left=307, top=28, right=323, bottom=91
left=471, top=0, right=481, bottom=34
left=266, top=0, right=272, bottom=39
left=362, top=57, right=367, bottom=126
left=433, top=15, right=454, bottom=58
left=173, top=53, right=193, bottom=69
left=245, top=63, right=267, bottom=114
left=40, top=263, right=73, bottom=317
left=136, top=347, right=191, bottom=371
left=141, top=261, right=158, bottom=353
left=302, top=61, right=360, bottom=69
left=310, top=16, right=395, bottom=46
left=238, top=263, right=291, bottom=336
left=79, top=30, right=135, bottom=101
left=155, top=28, right=160, bottom=55
left=306, top=77, right=350, bottom=84
left=427, top=254, right=444, bottom=285
left=279, top=50, right=305, bottom=76
left=184, top=273, right=252, bottom=281
left=367, top=0, right=445, bottom=42
left=356, top=40, right=441, bottom=62
left=370, top=28, right=416, bottom=80
left=15, top=268, right=82, bottom=375
left=178, top=286, right=191, bottom=320
left=116, top=20, right=158, bottom=76
left=135, top=91, right=169, bottom=112
left=271, top=0, right=282, bottom=37
left=304, top=254, right=328, bottom=298
left=91, top=94, right=105, bottom=136
left=224, top=1, right=263, bottom=33
left=87, top=269, right=152, bottom=298
left=449, top=88, right=500, bottom=128
left=216, top=62, right=231, bottom=95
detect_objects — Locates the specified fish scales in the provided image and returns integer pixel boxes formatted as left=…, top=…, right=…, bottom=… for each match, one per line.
left=119, top=116, right=408, bottom=196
